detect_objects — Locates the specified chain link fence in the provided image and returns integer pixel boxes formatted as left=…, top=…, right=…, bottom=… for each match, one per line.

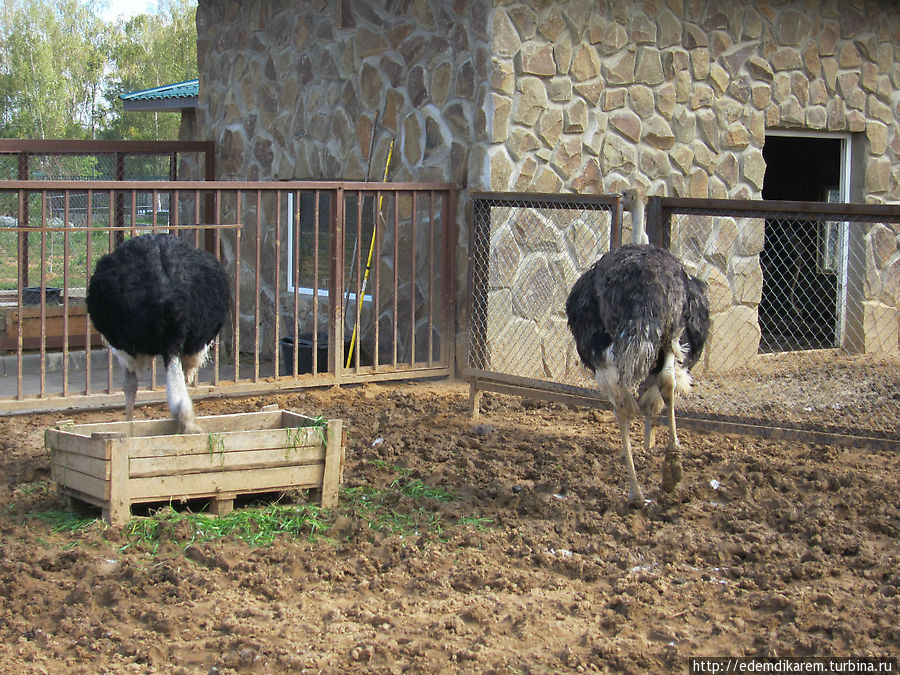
left=467, top=192, right=618, bottom=385
left=467, top=193, right=900, bottom=445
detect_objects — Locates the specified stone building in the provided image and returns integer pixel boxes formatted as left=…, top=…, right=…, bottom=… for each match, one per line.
left=192, top=0, right=900, bottom=370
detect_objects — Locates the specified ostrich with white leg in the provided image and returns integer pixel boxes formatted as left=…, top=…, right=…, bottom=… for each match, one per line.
left=87, top=233, right=231, bottom=434
left=565, top=189, right=709, bottom=506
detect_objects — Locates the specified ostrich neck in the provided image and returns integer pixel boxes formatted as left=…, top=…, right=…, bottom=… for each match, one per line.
left=630, top=201, right=648, bottom=245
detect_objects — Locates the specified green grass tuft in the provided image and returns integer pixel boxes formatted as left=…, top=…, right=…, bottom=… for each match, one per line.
left=20, top=458, right=491, bottom=555
left=32, top=510, right=99, bottom=533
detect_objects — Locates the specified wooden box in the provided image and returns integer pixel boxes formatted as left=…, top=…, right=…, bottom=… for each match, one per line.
left=45, top=409, right=345, bottom=527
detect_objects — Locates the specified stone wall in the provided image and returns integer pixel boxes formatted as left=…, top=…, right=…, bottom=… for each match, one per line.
left=480, top=0, right=900, bottom=201
left=194, top=0, right=900, bottom=365
left=197, top=0, right=489, bottom=185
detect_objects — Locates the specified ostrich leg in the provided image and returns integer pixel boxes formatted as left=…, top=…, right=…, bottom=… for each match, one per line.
left=123, top=369, right=138, bottom=421
left=613, top=408, right=645, bottom=506
left=660, top=351, right=683, bottom=492
left=643, top=415, right=655, bottom=453
left=181, top=345, right=208, bottom=387
left=165, top=356, right=201, bottom=434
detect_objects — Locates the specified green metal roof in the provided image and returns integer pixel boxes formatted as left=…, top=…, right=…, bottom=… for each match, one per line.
left=120, top=79, right=198, bottom=111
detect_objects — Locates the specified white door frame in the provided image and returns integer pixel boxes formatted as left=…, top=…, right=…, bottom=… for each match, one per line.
left=764, top=130, right=852, bottom=347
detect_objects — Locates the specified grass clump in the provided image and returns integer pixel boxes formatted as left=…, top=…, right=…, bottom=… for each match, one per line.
left=23, top=459, right=490, bottom=554
left=121, top=502, right=329, bottom=553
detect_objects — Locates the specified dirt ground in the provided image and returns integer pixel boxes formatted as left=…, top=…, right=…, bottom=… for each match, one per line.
left=0, top=380, right=897, bottom=674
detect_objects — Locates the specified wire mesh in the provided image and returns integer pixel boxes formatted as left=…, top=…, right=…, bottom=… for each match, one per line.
left=468, top=194, right=616, bottom=386
left=670, top=210, right=900, bottom=439
left=468, top=194, right=900, bottom=442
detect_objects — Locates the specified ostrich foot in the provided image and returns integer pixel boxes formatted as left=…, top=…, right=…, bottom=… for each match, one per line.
left=179, top=419, right=203, bottom=434
left=627, top=483, right=646, bottom=507
left=661, top=448, right=684, bottom=492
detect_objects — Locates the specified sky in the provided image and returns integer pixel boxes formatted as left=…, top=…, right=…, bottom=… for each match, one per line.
left=100, top=0, right=155, bottom=22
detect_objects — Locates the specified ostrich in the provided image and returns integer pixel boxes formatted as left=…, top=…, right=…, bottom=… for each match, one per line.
left=565, top=189, right=709, bottom=505
left=87, top=233, right=231, bottom=434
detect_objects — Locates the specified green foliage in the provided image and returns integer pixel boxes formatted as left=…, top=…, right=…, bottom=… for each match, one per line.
left=33, top=509, right=98, bottom=533
left=122, top=503, right=330, bottom=552
left=0, top=0, right=197, bottom=140
left=22, top=460, right=493, bottom=554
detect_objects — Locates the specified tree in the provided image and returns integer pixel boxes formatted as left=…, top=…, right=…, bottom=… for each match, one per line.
left=0, top=0, right=112, bottom=138
left=102, top=0, right=198, bottom=140
left=0, top=0, right=197, bottom=141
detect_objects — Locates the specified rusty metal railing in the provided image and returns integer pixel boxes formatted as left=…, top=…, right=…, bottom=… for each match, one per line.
left=0, top=180, right=457, bottom=413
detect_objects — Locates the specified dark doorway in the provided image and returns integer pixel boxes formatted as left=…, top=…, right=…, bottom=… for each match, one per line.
left=760, top=135, right=843, bottom=352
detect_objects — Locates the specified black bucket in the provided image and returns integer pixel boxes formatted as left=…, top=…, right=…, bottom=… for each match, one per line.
left=279, top=333, right=330, bottom=375
left=22, top=287, right=62, bottom=305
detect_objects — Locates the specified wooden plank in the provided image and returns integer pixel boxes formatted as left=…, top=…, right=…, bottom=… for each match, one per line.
left=188, top=409, right=286, bottom=433
left=207, top=497, right=234, bottom=516
left=58, top=485, right=106, bottom=510
left=55, top=410, right=285, bottom=440
left=107, top=441, right=131, bottom=527
left=128, top=445, right=326, bottom=477
left=123, top=425, right=324, bottom=459
left=54, top=418, right=177, bottom=439
left=51, top=449, right=109, bottom=480
left=51, top=468, right=109, bottom=502
left=45, top=429, right=113, bottom=460
left=320, top=420, right=344, bottom=509
left=281, top=410, right=331, bottom=428
left=126, top=464, right=325, bottom=501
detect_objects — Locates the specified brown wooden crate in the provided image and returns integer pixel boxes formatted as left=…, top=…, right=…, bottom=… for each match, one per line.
left=46, top=410, right=344, bottom=527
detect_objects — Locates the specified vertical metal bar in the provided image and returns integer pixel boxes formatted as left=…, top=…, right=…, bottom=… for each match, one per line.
left=172, top=190, right=180, bottom=231
left=331, top=187, right=345, bottom=379
left=152, top=189, right=159, bottom=231
left=233, top=191, right=241, bottom=383
left=392, top=192, right=399, bottom=367
left=274, top=190, right=282, bottom=378
left=373, top=191, right=383, bottom=371
left=62, top=191, right=70, bottom=397
left=18, top=152, right=29, bottom=288
left=85, top=189, right=93, bottom=395
left=353, top=190, right=363, bottom=371
left=212, top=190, right=222, bottom=386
left=39, top=190, right=47, bottom=397
left=106, top=189, right=114, bottom=394
left=193, top=188, right=201, bottom=245
left=253, top=189, right=261, bottom=382
left=427, top=190, right=435, bottom=365
left=15, top=189, right=25, bottom=399
left=129, top=189, right=136, bottom=236
left=292, top=190, right=301, bottom=376
left=114, top=152, right=124, bottom=247
left=312, top=190, right=321, bottom=374
left=409, top=191, right=417, bottom=365
left=444, top=188, right=457, bottom=373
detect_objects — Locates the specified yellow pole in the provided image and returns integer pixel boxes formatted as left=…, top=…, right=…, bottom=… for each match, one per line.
left=346, top=138, right=393, bottom=368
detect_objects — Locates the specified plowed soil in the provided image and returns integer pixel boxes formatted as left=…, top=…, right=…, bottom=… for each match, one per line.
left=1, top=381, right=897, bottom=673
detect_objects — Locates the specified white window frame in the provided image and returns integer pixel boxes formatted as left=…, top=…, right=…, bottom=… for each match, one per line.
left=286, top=192, right=372, bottom=303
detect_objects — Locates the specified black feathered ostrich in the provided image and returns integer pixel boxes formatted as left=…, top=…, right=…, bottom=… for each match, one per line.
left=566, top=188, right=709, bottom=505
left=87, top=233, right=231, bottom=433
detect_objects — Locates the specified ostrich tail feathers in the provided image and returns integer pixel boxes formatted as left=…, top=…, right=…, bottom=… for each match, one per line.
left=614, top=321, right=661, bottom=399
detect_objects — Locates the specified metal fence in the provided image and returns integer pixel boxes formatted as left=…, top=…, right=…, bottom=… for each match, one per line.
left=466, top=193, right=900, bottom=448
left=0, top=180, right=456, bottom=413
left=0, top=139, right=215, bottom=290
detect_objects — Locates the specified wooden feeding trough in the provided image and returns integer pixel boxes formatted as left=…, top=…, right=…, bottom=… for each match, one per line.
left=45, top=409, right=345, bottom=527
